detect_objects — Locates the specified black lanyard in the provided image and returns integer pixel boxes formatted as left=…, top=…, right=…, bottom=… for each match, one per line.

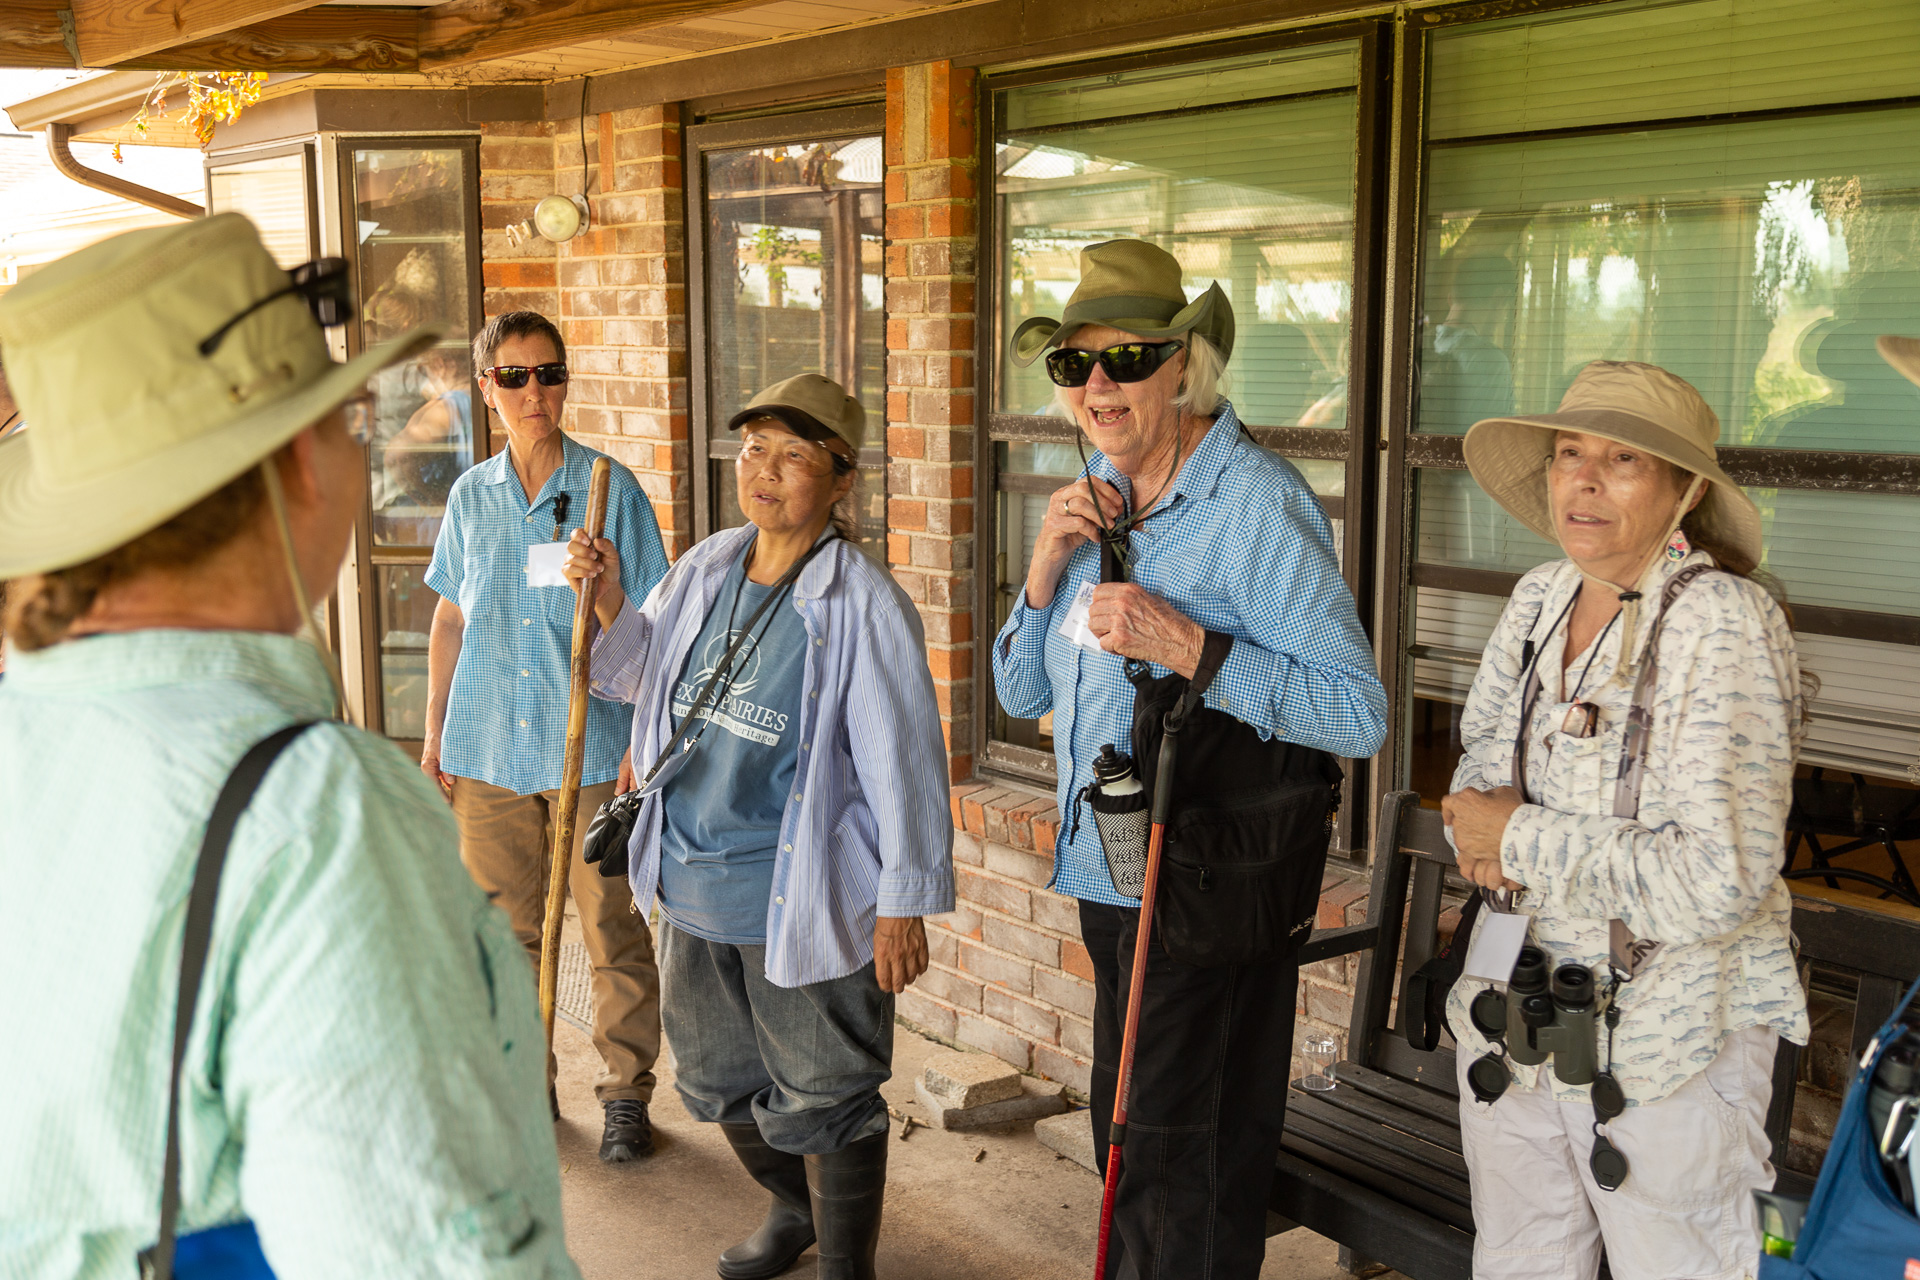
left=639, top=534, right=836, bottom=792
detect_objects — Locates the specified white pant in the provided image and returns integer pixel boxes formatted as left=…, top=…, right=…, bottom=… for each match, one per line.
left=1456, top=1025, right=1778, bottom=1280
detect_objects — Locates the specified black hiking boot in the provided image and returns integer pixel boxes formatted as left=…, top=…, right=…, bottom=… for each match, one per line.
left=717, top=1122, right=816, bottom=1279
left=600, top=1098, right=653, bottom=1162
left=804, top=1130, right=888, bottom=1280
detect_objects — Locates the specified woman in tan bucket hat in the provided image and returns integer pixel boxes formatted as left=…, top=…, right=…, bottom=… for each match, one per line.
left=0, top=215, right=579, bottom=1277
left=1441, top=360, right=1811, bottom=1280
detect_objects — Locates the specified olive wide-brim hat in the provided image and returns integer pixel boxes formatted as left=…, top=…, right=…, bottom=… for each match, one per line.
left=0, top=213, right=435, bottom=579
left=1010, top=239, right=1235, bottom=366
left=1462, top=359, right=1764, bottom=568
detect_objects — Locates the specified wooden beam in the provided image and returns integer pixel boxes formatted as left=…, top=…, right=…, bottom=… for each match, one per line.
left=418, top=0, right=765, bottom=71
left=113, top=6, right=419, bottom=70
left=0, top=1, right=78, bottom=67
left=70, top=0, right=320, bottom=67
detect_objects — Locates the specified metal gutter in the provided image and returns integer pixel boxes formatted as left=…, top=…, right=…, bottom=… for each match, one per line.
left=45, top=123, right=202, bottom=219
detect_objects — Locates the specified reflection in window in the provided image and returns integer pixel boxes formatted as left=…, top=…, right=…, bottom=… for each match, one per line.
left=376, top=565, right=439, bottom=739
left=352, top=146, right=477, bottom=548
left=704, top=137, right=887, bottom=559
left=1419, top=110, right=1920, bottom=453
left=997, top=42, right=1361, bottom=427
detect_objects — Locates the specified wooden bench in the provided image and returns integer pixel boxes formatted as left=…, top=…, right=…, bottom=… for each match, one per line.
left=1271, top=789, right=1920, bottom=1280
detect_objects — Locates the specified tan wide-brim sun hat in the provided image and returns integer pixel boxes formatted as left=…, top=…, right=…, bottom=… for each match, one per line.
left=1462, top=359, right=1764, bottom=569
left=1010, top=239, right=1235, bottom=367
left=727, top=372, right=867, bottom=451
left=0, top=213, right=435, bottom=579
left=1881, top=335, right=1920, bottom=388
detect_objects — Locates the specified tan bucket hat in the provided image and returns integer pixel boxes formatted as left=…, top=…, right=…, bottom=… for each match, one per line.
left=1462, top=360, right=1763, bottom=568
left=727, top=372, right=867, bottom=451
left=1881, top=335, right=1920, bottom=387
left=1010, top=239, right=1235, bottom=367
left=0, top=213, right=434, bottom=578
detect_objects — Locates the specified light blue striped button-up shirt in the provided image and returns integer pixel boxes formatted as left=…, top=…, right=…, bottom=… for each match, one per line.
left=993, top=402, right=1388, bottom=908
left=427, top=434, right=668, bottom=795
left=590, top=526, right=955, bottom=987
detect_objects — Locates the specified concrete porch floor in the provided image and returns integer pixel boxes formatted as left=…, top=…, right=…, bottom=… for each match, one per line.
left=551, top=1013, right=1398, bottom=1279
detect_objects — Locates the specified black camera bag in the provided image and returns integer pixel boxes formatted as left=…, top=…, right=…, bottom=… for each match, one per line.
left=1126, top=657, right=1342, bottom=968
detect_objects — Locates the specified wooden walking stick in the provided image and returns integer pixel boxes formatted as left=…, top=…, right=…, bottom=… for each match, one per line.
left=539, top=456, right=612, bottom=1049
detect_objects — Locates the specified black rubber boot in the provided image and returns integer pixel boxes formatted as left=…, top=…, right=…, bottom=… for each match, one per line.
left=804, top=1130, right=888, bottom=1280
left=717, top=1122, right=816, bottom=1280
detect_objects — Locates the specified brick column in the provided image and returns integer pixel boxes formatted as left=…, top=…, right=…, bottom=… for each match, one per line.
left=885, top=61, right=978, bottom=782
left=479, top=121, right=560, bottom=455
left=551, top=104, right=692, bottom=556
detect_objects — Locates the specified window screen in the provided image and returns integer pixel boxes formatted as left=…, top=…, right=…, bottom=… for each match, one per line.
left=1406, top=0, right=1920, bottom=798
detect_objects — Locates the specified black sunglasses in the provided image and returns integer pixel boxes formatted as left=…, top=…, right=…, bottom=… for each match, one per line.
left=485, top=363, right=569, bottom=389
left=198, top=258, right=352, bottom=357
left=1044, top=340, right=1185, bottom=388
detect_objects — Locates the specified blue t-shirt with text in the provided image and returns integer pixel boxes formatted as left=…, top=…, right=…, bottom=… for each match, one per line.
left=657, top=544, right=807, bottom=944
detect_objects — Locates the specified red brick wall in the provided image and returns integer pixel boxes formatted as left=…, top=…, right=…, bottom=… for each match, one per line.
left=906, top=780, right=1376, bottom=1096
left=477, top=110, right=691, bottom=555
left=884, top=61, right=978, bottom=783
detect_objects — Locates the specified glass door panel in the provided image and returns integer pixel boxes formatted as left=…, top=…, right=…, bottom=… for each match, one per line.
left=350, top=144, right=479, bottom=551
left=207, top=149, right=313, bottom=268
left=699, top=133, right=886, bottom=559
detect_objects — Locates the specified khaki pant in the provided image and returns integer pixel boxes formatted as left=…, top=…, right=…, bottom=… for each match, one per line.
left=451, top=775, right=660, bottom=1102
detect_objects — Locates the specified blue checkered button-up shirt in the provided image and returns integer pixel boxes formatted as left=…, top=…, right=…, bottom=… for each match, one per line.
left=427, top=434, right=669, bottom=796
left=992, top=403, right=1387, bottom=907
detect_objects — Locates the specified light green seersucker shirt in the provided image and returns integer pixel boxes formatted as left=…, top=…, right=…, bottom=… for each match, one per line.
left=0, top=630, right=579, bottom=1279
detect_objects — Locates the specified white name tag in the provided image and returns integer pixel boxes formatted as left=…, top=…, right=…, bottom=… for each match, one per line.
left=525, top=540, right=570, bottom=588
left=1463, top=910, right=1533, bottom=984
left=1058, top=580, right=1107, bottom=653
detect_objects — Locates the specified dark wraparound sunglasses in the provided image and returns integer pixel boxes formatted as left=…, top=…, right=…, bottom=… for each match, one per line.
left=485, top=363, right=570, bottom=389
left=1044, top=340, right=1185, bottom=388
left=198, top=258, right=352, bottom=357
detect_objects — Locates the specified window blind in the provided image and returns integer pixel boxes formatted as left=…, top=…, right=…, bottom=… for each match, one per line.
left=1005, top=42, right=1356, bottom=131
left=1000, top=88, right=1359, bottom=426
left=1429, top=0, right=1920, bottom=142
left=1413, top=587, right=1920, bottom=778
left=1418, top=107, right=1920, bottom=453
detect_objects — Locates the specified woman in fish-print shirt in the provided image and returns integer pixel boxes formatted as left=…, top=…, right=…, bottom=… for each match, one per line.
left=1442, top=360, right=1810, bottom=1280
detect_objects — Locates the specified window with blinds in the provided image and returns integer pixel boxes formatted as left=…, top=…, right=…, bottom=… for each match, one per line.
left=1406, top=0, right=1920, bottom=796
left=988, top=39, right=1366, bottom=767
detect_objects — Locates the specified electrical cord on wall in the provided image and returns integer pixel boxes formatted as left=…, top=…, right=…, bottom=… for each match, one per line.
left=580, top=75, right=592, bottom=198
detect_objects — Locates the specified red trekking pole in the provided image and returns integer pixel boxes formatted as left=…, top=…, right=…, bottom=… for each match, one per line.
left=1093, top=708, right=1186, bottom=1279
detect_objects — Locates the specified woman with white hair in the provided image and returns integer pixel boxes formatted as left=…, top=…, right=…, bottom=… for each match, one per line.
left=993, top=239, right=1386, bottom=1278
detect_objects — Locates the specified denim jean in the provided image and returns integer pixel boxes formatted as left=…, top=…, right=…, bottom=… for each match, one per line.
left=659, top=918, right=894, bottom=1155
left=1081, top=900, right=1301, bottom=1280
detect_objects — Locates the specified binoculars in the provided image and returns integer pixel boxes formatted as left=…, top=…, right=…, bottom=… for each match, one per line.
left=1467, top=945, right=1599, bottom=1101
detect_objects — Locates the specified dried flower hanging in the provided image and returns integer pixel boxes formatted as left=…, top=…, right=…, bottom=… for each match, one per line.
left=113, top=71, right=268, bottom=162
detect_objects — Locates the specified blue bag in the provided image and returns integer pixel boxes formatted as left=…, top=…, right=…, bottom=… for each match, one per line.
left=137, top=725, right=314, bottom=1280
left=1761, top=970, right=1920, bottom=1279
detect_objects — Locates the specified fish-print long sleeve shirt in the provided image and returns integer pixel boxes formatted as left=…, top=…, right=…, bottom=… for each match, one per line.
left=1445, top=550, right=1810, bottom=1107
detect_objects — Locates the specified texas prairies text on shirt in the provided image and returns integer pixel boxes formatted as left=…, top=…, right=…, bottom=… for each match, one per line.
left=671, top=629, right=790, bottom=747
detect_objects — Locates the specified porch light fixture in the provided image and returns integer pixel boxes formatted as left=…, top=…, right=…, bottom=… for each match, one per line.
left=534, top=193, right=589, bottom=241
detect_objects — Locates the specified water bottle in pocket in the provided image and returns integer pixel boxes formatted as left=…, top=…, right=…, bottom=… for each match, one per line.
left=1083, top=744, right=1150, bottom=899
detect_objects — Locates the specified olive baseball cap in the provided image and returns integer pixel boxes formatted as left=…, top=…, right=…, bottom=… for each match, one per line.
left=727, top=373, right=866, bottom=451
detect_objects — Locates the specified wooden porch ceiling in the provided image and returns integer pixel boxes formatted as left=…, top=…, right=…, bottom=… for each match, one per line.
left=0, top=0, right=962, bottom=79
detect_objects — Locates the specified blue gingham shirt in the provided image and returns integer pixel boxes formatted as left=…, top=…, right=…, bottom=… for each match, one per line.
left=427, top=434, right=668, bottom=796
left=589, top=526, right=955, bottom=987
left=993, top=403, right=1387, bottom=907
